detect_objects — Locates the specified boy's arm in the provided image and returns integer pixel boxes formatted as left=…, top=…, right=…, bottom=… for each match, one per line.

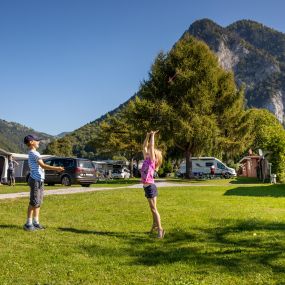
left=38, top=159, right=64, bottom=172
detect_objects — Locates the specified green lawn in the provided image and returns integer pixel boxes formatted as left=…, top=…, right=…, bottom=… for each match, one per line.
left=0, top=182, right=285, bottom=284
left=0, top=177, right=263, bottom=194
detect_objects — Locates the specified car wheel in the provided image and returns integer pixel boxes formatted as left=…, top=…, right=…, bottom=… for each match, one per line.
left=61, top=175, right=71, bottom=186
left=224, top=173, right=230, bottom=179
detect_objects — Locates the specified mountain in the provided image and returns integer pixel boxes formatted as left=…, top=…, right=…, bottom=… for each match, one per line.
left=0, top=119, right=54, bottom=153
left=185, top=19, right=285, bottom=124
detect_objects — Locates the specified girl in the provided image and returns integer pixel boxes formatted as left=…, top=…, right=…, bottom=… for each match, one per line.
left=141, top=131, right=165, bottom=238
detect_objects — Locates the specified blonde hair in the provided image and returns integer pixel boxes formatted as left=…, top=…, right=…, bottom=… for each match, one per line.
left=154, top=149, right=163, bottom=171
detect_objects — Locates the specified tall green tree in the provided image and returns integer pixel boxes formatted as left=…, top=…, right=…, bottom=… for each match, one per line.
left=128, top=35, right=248, bottom=177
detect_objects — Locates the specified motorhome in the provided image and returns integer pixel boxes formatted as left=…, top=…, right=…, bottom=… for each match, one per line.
left=178, top=157, right=236, bottom=178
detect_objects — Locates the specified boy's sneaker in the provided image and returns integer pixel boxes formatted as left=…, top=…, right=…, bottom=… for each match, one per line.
left=23, top=223, right=36, bottom=231
left=33, top=223, right=45, bottom=230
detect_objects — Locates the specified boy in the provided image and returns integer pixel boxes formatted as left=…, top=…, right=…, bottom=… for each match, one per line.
left=23, top=134, right=64, bottom=231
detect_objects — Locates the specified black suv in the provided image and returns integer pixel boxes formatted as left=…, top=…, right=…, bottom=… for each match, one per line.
left=42, top=157, right=97, bottom=187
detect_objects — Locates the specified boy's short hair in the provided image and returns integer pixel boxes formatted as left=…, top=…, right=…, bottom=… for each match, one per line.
left=24, top=134, right=41, bottom=145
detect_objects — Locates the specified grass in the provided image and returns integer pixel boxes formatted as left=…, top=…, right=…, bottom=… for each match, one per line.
left=0, top=181, right=285, bottom=284
left=0, top=177, right=263, bottom=194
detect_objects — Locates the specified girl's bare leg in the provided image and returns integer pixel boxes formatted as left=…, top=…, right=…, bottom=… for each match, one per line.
left=147, top=197, right=164, bottom=238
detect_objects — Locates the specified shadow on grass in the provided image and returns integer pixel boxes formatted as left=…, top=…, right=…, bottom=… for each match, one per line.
left=0, top=224, right=22, bottom=229
left=58, top=227, right=129, bottom=236
left=58, top=227, right=150, bottom=240
left=128, top=219, right=285, bottom=275
left=224, top=184, right=285, bottom=197
left=196, top=219, right=285, bottom=273
left=229, top=177, right=264, bottom=184
left=59, top=220, right=285, bottom=275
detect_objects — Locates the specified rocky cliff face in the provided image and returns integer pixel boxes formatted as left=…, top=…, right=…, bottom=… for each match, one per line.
left=185, top=19, right=285, bottom=125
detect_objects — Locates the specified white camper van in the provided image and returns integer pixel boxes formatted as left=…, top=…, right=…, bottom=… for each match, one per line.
left=178, top=157, right=236, bottom=178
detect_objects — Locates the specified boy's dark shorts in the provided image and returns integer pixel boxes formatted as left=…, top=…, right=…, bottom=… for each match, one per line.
left=143, top=184, right=158, bottom=198
left=28, top=177, right=44, bottom=207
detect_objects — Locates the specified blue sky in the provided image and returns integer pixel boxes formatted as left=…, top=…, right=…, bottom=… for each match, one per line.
left=0, top=0, right=284, bottom=135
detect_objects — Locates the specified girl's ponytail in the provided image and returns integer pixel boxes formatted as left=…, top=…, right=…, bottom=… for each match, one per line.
left=154, top=149, right=163, bottom=171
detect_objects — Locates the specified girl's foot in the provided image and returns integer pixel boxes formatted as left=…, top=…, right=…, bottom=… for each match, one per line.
left=157, top=229, right=165, bottom=239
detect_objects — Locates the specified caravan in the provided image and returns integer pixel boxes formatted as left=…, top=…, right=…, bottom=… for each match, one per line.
left=178, top=157, right=236, bottom=178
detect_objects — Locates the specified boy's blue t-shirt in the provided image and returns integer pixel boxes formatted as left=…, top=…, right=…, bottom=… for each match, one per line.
left=28, top=150, right=45, bottom=181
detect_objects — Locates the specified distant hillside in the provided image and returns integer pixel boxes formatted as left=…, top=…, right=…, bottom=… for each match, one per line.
left=185, top=19, right=285, bottom=124
left=0, top=119, right=54, bottom=153
left=56, top=132, right=71, bottom=138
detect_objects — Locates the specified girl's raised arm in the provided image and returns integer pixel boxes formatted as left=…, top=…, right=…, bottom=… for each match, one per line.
left=143, top=132, right=150, bottom=159
left=149, top=130, right=158, bottom=161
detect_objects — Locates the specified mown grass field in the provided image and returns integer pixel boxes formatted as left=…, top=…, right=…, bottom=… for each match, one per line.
left=0, top=180, right=285, bottom=284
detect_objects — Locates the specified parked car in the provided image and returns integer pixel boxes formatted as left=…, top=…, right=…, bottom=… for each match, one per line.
left=27, top=157, right=97, bottom=187
left=112, top=167, right=130, bottom=179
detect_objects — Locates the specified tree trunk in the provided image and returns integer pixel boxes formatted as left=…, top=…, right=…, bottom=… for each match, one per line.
left=136, top=159, right=139, bottom=178
left=130, top=157, right=134, bottom=178
left=185, top=149, right=192, bottom=179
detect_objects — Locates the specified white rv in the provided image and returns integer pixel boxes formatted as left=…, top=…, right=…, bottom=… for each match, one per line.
left=178, top=157, right=236, bottom=178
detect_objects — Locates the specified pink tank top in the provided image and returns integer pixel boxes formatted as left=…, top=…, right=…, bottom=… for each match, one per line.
left=141, top=157, right=156, bottom=184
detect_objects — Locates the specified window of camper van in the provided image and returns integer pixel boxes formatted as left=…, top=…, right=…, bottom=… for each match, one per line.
left=217, top=162, right=226, bottom=169
left=205, top=162, right=214, bottom=167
